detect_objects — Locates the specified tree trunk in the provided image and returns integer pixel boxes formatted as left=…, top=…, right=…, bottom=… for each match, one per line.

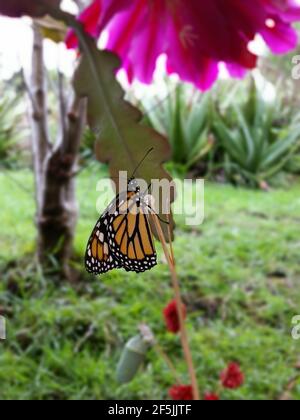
left=28, top=24, right=85, bottom=280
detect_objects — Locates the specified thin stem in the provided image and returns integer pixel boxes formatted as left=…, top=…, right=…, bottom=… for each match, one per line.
left=167, top=211, right=175, bottom=266
left=151, top=214, right=200, bottom=401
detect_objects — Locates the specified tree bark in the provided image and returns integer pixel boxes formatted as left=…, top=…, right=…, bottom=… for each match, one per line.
left=28, top=24, right=85, bottom=280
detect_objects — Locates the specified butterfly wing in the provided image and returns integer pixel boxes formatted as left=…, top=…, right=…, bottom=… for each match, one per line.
left=85, top=190, right=157, bottom=275
left=85, top=214, right=122, bottom=274
left=85, top=194, right=125, bottom=274
left=107, top=193, right=157, bottom=273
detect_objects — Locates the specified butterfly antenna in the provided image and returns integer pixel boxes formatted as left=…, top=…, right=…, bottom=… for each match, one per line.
left=131, top=148, right=154, bottom=179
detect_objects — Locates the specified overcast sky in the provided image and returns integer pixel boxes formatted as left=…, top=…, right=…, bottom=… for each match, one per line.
left=0, top=0, right=77, bottom=80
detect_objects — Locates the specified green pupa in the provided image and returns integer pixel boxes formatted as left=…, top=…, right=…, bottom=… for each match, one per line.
left=116, top=335, right=151, bottom=384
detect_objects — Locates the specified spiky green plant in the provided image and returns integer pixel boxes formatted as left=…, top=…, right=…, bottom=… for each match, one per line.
left=213, top=79, right=300, bottom=187
left=141, top=81, right=215, bottom=170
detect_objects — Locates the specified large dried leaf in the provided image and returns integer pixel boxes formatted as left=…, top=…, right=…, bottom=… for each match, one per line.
left=73, top=35, right=174, bottom=238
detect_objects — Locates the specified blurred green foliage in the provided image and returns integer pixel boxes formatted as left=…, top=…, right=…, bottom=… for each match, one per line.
left=0, top=85, right=26, bottom=169
left=142, top=82, right=214, bottom=170
left=213, top=79, right=300, bottom=187
left=79, top=128, right=97, bottom=165
left=140, top=76, right=300, bottom=188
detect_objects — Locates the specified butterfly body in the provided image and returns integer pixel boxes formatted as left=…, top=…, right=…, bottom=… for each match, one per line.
left=85, top=178, right=157, bottom=275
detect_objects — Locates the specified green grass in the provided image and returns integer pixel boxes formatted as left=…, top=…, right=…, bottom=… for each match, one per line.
left=0, top=168, right=300, bottom=400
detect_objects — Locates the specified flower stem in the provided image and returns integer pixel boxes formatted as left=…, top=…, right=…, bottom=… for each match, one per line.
left=151, top=214, right=200, bottom=401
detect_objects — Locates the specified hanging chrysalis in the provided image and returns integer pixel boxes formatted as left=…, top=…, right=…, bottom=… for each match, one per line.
left=116, top=326, right=154, bottom=384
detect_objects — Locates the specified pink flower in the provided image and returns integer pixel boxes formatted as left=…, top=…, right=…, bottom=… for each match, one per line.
left=66, top=0, right=300, bottom=90
left=220, top=362, right=245, bottom=389
left=163, top=299, right=186, bottom=334
left=169, top=384, right=193, bottom=400
left=66, top=0, right=130, bottom=49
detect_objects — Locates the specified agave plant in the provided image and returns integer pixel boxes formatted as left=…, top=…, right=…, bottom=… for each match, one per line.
left=140, top=81, right=215, bottom=171
left=213, top=79, right=300, bottom=187
left=284, top=109, right=300, bottom=175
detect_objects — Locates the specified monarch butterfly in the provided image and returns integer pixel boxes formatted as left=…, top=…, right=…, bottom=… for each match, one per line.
left=85, top=150, right=158, bottom=275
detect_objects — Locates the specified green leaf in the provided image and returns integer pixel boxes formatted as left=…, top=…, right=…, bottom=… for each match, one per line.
left=170, top=85, right=187, bottom=163
left=214, top=119, right=247, bottom=167
left=261, top=130, right=300, bottom=170
left=234, top=105, right=255, bottom=166
left=185, top=94, right=210, bottom=148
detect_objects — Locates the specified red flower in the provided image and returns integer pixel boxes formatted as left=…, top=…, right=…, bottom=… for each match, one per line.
left=220, top=362, right=245, bottom=389
left=169, top=385, right=193, bottom=401
left=204, top=393, right=220, bottom=401
left=0, top=0, right=60, bottom=18
left=66, top=0, right=300, bottom=90
left=163, top=299, right=186, bottom=334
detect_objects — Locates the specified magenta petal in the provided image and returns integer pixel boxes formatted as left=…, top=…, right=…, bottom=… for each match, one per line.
left=198, top=59, right=219, bottom=91
left=66, top=0, right=131, bottom=49
left=261, top=19, right=298, bottom=53
left=175, top=0, right=264, bottom=67
left=166, top=26, right=219, bottom=90
left=98, top=0, right=132, bottom=31
left=226, top=63, right=248, bottom=79
left=106, top=0, right=168, bottom=84
left=168, top=56, right=219, bottom=92
left=262, top=0, right=300, bottom=22
left=106, top=0, right=145, bottom=58
left=123, top=59, right=134, bottom=84
left=125, top=3, right=168, bottom=83
left=66, top=0, right=102, bottom=49
left=66, top=0, right=300, bottom=90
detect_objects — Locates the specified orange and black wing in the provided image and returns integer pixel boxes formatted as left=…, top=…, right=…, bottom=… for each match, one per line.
left=85, top=211, right=122, bottom=275
left=107, top=193, right=157, bottom=273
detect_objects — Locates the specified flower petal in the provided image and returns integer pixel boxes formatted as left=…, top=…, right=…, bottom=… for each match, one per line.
left=262, top=0, right=300, bottom=22
left=66, top=0, right=300, bottom=89
left=261, top=17, right=298, bottom=53
left=226, top=62, right=249, bottom=79
left=66, top=0, right=101, bottom=48
left=124, top=1, right=168, bottom=83
left=66, top=0, right=131, bottom=49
